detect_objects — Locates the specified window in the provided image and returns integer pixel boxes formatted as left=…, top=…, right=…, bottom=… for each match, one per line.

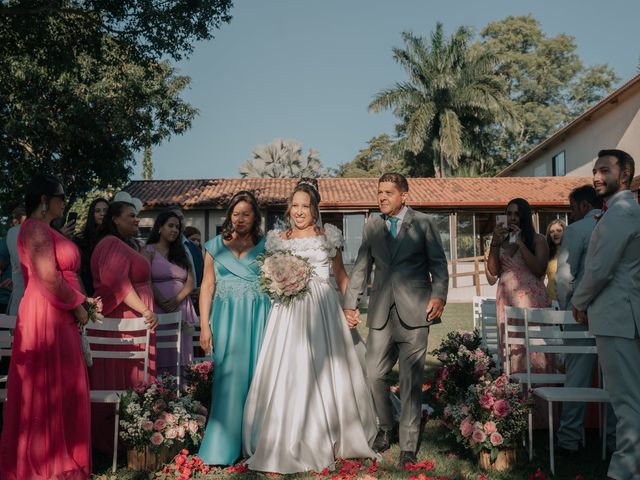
left=342, top=214, right=365, bottom=265
left=456, top=212, right=475, bottom=259
left=426, top=213, right=451, bottom=260
left=552, top=151, right=566, bottom=176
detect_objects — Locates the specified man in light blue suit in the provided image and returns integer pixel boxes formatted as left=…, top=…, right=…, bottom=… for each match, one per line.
left=555, top=185, right=616, bottom=455
left=572, top=149, right=640, bottom=480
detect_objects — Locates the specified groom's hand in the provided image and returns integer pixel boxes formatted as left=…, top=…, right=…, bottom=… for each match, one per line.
left=426, top=298, right=445, bottom=321
left=343, top=308, right=360, bottom=329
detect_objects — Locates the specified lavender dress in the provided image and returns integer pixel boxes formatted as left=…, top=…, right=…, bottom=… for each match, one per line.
left=146, top=245, right=198, bottom=373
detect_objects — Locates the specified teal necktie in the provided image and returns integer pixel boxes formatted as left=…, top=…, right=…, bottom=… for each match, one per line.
left=389, top=216, right=399, bottom=239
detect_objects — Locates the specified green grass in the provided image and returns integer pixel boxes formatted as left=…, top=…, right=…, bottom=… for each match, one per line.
left=95, top=303, right=610, bottom=479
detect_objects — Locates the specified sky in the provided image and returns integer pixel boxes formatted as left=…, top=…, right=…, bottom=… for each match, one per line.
left=140, top=0, right=640, bottom=181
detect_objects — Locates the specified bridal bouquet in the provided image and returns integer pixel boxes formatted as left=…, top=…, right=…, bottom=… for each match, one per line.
left=257, top=250, right=313, bottom=305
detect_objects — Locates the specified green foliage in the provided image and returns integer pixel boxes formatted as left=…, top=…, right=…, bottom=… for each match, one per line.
left=369, top=24, right=515, bottom=178
left=0, top=0, right=233, bottom=216
left=336, top=134, right=409, bottom=177
left=239, top=138, right=327, bottom=178
left=143, top=146, right=154, bottom=180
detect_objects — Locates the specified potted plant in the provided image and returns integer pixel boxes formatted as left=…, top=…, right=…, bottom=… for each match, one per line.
left=445, top=374, right=531, bottom=471
left=119, top=374, right=209, bottom=471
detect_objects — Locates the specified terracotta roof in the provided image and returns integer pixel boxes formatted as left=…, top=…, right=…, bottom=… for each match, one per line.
left=496, top=74, right=640, bottom=177
left=125, top=177, right=592, bottom=210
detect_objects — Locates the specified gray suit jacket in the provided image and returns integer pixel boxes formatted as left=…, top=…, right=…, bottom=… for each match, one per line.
left=555, top=209, right=601, bottom=310
left=343, top=207, right=449, bottom=329
left=571, top=190, right=640, bottom=338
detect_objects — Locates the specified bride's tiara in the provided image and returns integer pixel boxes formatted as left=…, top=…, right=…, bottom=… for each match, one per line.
left=297, top=180, right=319, bottom=193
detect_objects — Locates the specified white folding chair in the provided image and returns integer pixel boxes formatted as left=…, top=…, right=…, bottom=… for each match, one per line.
left=520, top=307, right=610, bottom=475
left=0, top=315, right=17, bottom=402
left=86, top=316, right=151, bottom=473
left=155, top=312, right=183, bottom=390
left=475, top=297, right=500, bottom=369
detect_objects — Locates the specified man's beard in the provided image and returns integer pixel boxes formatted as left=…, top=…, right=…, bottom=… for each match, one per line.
left=597, top=178, right=621, bottom=198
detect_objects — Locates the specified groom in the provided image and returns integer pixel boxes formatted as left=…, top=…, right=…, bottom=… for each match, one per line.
left=343, top=173, right=449, bottom=468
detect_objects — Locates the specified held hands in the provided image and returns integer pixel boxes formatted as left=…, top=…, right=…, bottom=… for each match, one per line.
left=342, top=308, right=360, bottom=329
left=73, top=303, right=89, bottom=326
left=572, top=306, right=588, bottom=325
left=199, top=325, right=213, bottom=355
left=142, top=308, right=158, bottom=330
left=158, top=296, right=179, bottom=313
left=426, top=298, right=445, bottom=322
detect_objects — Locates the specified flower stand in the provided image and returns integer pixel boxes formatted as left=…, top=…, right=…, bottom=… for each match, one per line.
left=127, top=445, right=180, bottom=471
left=479, top=448, right=517, bottom=471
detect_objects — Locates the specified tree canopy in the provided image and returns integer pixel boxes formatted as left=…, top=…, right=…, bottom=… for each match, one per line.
left=239, top=138, right=326, bottom=178
left=0, top=0, right=232, bottom=216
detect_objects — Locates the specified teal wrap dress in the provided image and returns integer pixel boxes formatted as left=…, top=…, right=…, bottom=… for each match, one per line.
left=198, top=235, right=270, bottom=465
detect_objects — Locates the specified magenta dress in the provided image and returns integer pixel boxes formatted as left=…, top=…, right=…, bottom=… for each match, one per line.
left=89, top=235, right=156, bottom=452
left=0, top=219, right=91, bottom=480
left=146, top=245, right=197, bottom=373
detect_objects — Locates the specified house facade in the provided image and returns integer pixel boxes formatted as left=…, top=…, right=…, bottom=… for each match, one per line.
left=126, top=176, right=590, bottom=300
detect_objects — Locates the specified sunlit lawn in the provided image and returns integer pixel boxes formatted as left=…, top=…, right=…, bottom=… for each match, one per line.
left=95, top=303, right=610, bottom=479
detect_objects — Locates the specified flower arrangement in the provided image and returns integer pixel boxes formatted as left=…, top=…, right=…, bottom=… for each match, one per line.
left=426, top=330, right=497, bottom=415
left=79, top=296, right=104, bottom=366
left=183, top=361, right=214, bottom=410
left=257, top=250, right=313, bottom=305
left=119, top=374, right=208, bottom=453
left=445, top=374, right=530, bottom=462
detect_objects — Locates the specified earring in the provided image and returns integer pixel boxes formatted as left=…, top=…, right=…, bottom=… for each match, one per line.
left=41, top=203, right=48, bottom=214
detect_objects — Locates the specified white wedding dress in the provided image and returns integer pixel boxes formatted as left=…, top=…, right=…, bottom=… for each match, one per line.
left=242, top=225, right=378, bottom=473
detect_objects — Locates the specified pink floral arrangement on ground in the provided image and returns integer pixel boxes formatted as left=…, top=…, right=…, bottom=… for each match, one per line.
left=444, top=374, right=530, bottom=462
left=119, top=374, right=209, bottom=453
left=183, top=361, right=214, bottom=409
left=257, top=250, right=313, bottom=305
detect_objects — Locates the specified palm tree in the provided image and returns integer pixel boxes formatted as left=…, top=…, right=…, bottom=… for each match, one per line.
left=239, top=138, right=324, bottom=178
left=369, top=24, right=515, bottom=177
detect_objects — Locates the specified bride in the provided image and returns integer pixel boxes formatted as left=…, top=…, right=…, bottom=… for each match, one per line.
left=242, top=179, right=378, bottom=473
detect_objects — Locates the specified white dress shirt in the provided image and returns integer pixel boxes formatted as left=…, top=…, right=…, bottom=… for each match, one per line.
left=385, top=205, right=408, bottom=235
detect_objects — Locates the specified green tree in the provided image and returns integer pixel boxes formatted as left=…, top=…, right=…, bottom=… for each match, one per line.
left=336, top=134, right=409, bottom=177
left=369, top=24, right=514, bottom=178
left=479, top=14, right=619, bottom=166
left=142, top=146, right=154, bottom=180
left=0, top=0, right=232, bottom=214
left=239, top=138, right=326, bottom=178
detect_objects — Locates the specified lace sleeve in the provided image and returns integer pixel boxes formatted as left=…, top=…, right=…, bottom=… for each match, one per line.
left=265, top=229, right=284, bottom=253
left=323, top=223, right=344, bottom=258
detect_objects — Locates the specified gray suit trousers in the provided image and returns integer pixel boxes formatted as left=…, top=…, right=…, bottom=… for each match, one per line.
left=365, top=305, right=429, bottom=452
left=596, top=335, right=640, bottom=480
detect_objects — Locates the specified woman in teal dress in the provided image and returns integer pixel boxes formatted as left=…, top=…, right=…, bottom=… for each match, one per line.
left=198, top=191, right=270, bottom=465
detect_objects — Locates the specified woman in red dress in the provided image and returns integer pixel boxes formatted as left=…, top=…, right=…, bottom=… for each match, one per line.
left=0, top=174, right=91, bottom=480
left=89, top=200, right=158, bottom=452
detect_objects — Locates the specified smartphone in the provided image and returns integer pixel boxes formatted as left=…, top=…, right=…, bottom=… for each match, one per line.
left=66, top=211, right=78, bottom=225
left=496, top=214, right=507, bottom=229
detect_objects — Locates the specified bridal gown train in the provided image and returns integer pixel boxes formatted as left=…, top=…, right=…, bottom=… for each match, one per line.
left=242, top=225, right=378, bottom=474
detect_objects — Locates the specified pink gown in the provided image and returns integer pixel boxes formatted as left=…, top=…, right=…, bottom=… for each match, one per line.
left=89, top=235, right=155, bottom=452
left=145, top=245, right=197, bottom=374
left=0, top=219, right=91, bottom=480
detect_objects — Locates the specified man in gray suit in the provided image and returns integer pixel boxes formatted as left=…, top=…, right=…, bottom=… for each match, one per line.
left=572, top=149, right=640, bottom=480
left=555, top=185, right=614, bottom=454
left=343, top=173, right=449, bottom=469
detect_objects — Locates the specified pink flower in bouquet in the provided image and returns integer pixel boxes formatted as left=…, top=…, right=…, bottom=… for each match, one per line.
left=460, top=418, right=473, bottom=438
left=196, top=362, right=213, bottom=375
left=165, top=428, right=178, bottom=439
left=154, top=419, right=166, bottom=431
left=188, top=420, right=199, bottom=434
left=473, top=421, right=484, bottom=432
left=492, top=399, right=512, bottom=418
left=152, top=399, right=167, bottom=412
left=490, top=432, right=504, bottom=446
left=195, top=404, right=208, bottom=416
left=483, top=421, right=497, bottom=434
left=195, top=414, right=207, bottom=427
left=440, top=367, right=449, bottom=380
left=479, top=393, right=495, bottom=409
left=472, top=429, right=487, bottom=443
left=494, top=374, right=509, bottom=390
left=177, top=426, right=186, bottom=439
left=150, top=432, right=164, bottom=445
left=438, top=352, right=448, bottom=362
left=161, top=412, right=177, bottom=425
left=142, top=420, right=154, bottom=432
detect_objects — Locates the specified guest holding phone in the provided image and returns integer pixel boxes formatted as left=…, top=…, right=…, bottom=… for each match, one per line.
left=74, top=198, right=109, bottom=296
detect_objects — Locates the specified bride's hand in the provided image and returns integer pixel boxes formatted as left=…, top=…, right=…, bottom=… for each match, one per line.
left=343, top=308, right=360, bottom=329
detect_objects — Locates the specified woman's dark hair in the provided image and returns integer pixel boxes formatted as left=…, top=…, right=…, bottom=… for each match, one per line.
left=284, top=178, right=322, bottom=237
left=146, top=211, right=191, bottom=271
left=97, top=201, right=137, bottom=246
left=25, top=174, right=64, bottom=216
left=545, top=219, right=566, bottom=259
left=184, top=226, right=201, bottom=238
left=221, top=190, right=263, bottom=244
left=81, top=197, right=109, bottom=242
left=506, top=198, right=536, bottom=254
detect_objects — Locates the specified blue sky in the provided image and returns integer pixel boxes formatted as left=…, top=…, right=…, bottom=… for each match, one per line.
left=142, top=0, right=640, bottom=180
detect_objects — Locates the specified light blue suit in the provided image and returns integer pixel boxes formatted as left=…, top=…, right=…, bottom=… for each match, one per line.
left=571, top=190, right=640, bottom=480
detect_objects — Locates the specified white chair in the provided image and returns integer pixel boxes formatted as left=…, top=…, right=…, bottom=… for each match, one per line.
left=473, top=296, right=500, bottom=369
left=0, top=315, right=17, bottom=402
left=155, top=311, right=182, bottom=390
left=85, top=316, right=151, bottom=473
left=509, top=307, right=611, bottom=474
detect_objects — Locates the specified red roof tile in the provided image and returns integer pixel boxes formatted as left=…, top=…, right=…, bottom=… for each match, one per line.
left=125, top=177, right=592, bottom=210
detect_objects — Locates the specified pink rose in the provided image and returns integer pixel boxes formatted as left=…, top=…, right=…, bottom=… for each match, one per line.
left=153, top=419, right=166, bottom=431
left=479, top=394, right=495, bottom=409
left=490, top=432, right=504, bottom=446
left=165, top=428, right=178, bottom=439
left=188, top=420, right=199, bottom=434
left=142, top=420, right=154, bottom=431
left=492, top=399, right=512, bottom=418
left=472, top=429, right=487, bottom=443
left=177, top=426, right=186, bottom=438
left=161, top=412, right=177, bottom=425
left=460, top=418, right=473, bottom=438
left=483, top=421, right=497, bottom=434
left=494, top=374, right=509, bottom=390
left=150, top=432, right=164, bottom=445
